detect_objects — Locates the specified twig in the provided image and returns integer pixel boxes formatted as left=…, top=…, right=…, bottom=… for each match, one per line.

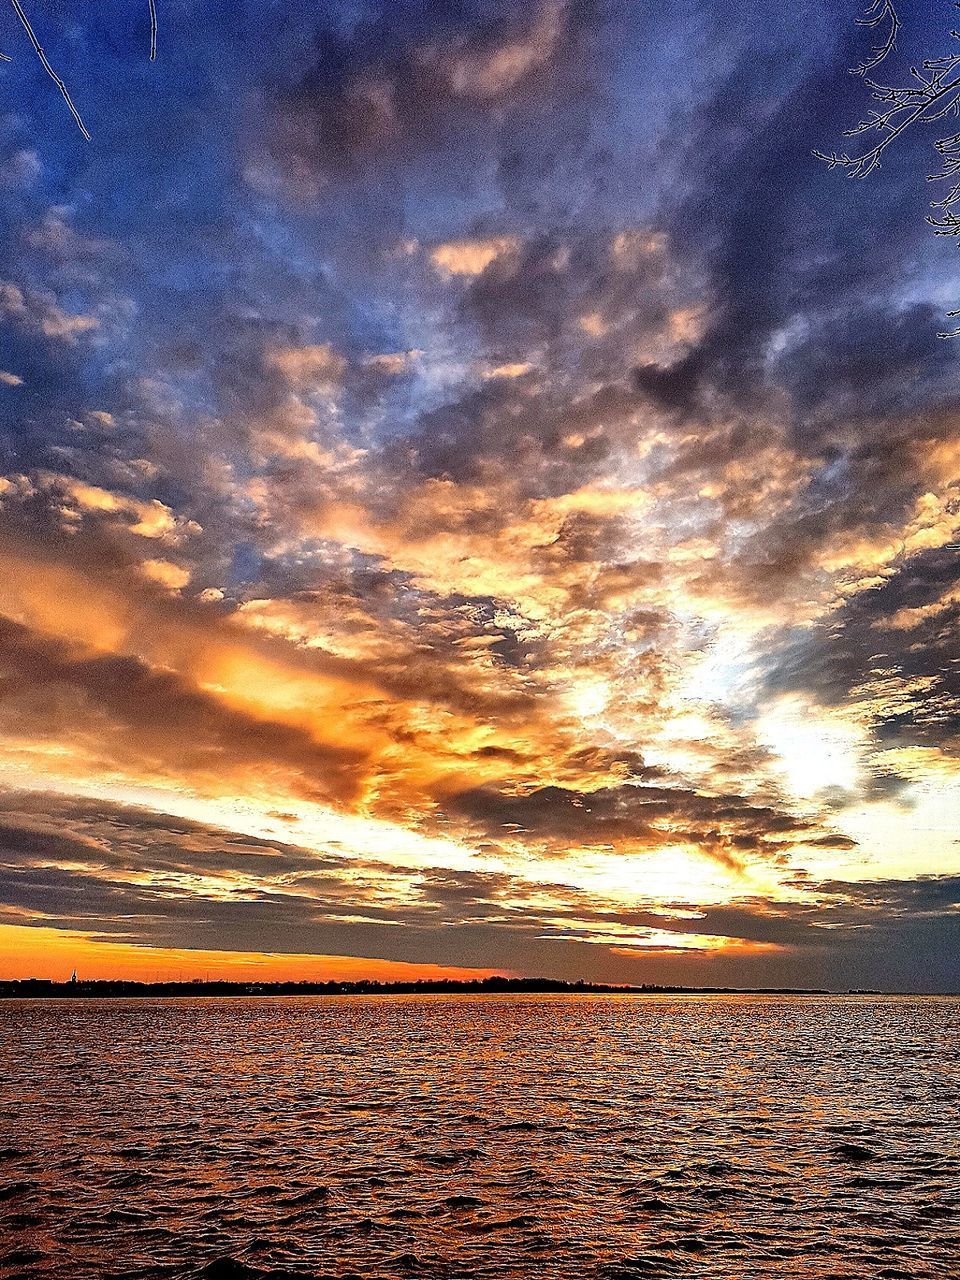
left=149, top=0, right=157, bottom=61
left=818, top=2, right=960, bottom=336
left=814, top=64, right=960, bottom=178
left=852, top=0, right=901, bottom=75
left=9, top=0, right=90, bottom=141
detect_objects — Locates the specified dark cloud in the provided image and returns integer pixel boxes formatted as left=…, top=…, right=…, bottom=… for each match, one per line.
left=630, top=1, right=960, bottom=632
left=766, top=542, right=960, bottom=760
left=636, top=14, right=956, bottom=427
left=0, top=614, right=367, bottom=803
left=445, top=779, right=830, bottom=867
left=0, top=1, right=956, bottom=989
left=383, top=375, right=638, bottom=495
left=0, top=791, right=956, bottom=989
left=256, top=1, right=604, bottom=196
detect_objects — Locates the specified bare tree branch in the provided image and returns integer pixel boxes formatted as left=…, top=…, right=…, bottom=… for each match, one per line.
left=852, top=0, right=901, bottom=75
left=818, top=2, right=960, bottom=336
left=3, top=2, right=158, bottom=140
left=10, top=0, right=90, bottom=140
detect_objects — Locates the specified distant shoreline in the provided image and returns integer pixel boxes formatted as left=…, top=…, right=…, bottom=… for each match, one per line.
left=1, top=976, right=943, bottom=999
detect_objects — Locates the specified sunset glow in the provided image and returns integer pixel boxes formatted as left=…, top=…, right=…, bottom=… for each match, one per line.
left=0, top=0, right=957, bottom=992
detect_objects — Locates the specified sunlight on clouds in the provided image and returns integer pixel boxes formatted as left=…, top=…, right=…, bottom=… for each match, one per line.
left=266, top=342, right=347, bottom=389
left=430, top=236, right=518, bottom=276
left=484, top=361, right=534, bottom=379
left=757, top=697, right=866, bottom=800
left=0, top=0, right=957, bottom=991
left=820, top=782, right=960, bottom=881
left=141, top=559, right=191, bottom=591
left=44, top=476, right=191, bottom=541
left=567, top=677, right=610, bottom=723
left=556, top=846, right=758, bottom=908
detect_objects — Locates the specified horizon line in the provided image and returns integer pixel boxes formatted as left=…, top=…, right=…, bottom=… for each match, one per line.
left=2, top=975, right=957, bottom=997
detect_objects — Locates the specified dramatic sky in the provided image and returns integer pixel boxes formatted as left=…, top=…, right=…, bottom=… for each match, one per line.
left=0, top=0, right=958, bottom=990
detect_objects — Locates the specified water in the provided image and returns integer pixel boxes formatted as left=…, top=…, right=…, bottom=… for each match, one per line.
left=1, top=995, right=959, bottom=1279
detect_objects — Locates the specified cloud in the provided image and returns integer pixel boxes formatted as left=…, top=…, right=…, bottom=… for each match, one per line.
left=0, top=0, right=956, bottom=988
left=0, top=790, right=955, bottom=989
left=265, top=342, right=347, bottom=390
left=0, top=614, right=368, bottom=803
left=431, top=236, right=519, bottom=277
left=766, top=542, right=960, bottom=763
left=140, top=557, right=191, bottom=591
left=36, top=474, right=194, bottom=541
left=251, top=0, right=597, bottom=199
left=444, top=776, right=843, bottom=872
left=0, top=278, right=98, bottom=342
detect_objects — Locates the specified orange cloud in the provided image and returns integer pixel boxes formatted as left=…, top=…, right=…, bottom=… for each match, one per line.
left=431, top=236, right=518, bottom=277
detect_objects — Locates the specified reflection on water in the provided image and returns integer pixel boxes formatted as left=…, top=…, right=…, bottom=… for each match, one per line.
left=1, top=994, right=959, bottom=1278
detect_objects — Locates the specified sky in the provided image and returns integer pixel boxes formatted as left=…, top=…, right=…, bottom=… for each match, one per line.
left=0, top=0, right=958, bottom=991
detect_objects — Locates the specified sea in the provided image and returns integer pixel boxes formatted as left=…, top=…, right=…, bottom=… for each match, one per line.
left=1, top=994, right=958, bottom=1279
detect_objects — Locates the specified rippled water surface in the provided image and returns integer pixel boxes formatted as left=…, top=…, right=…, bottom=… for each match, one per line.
left=2, top=995, right=959, bottom=1279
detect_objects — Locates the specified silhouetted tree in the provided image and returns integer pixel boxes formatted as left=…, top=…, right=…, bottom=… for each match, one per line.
left=817, top=1, right=960, bottom=335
